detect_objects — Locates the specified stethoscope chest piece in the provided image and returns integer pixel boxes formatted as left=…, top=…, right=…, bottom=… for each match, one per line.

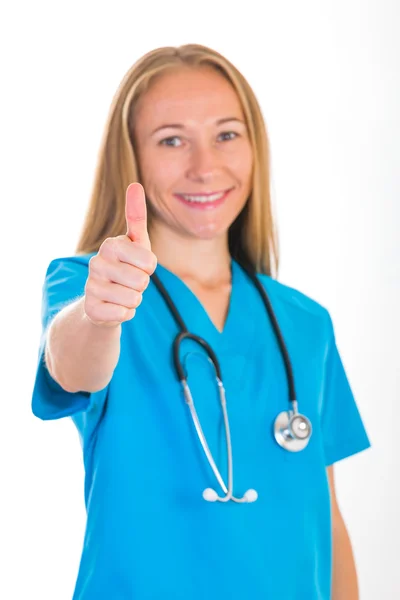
left=274, top=409, right=312, bottom=452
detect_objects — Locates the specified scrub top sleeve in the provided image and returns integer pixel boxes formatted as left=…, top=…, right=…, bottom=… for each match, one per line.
left=31, top=257, right=108, bottom=421
left=320, top=313, right=371, bottom=466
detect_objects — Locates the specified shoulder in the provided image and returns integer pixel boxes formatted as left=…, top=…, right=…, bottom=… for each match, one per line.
left=257, top=273, right=328, bottom=318
left=255, top=272, right=334, bottom=342
left=39, top=254, right=96, bottom=323
left=45, top=253, right=96, bottom=279
left=42, top=253, right=96, bottom=299
left=46, top=252, right=95, bottom=271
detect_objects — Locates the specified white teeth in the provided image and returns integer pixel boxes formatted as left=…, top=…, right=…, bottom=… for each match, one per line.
left=180, top=192, right=225, bottom=203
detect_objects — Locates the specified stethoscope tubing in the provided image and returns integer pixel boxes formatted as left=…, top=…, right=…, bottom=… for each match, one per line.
left=182, top=379, right=234, bottom=501
left=152, top=265, right=296, bottom=402
left=150, top=262, right=311, bottom=502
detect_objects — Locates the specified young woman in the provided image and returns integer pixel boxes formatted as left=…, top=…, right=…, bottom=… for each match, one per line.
left=32, top=44, right=370, bottom=599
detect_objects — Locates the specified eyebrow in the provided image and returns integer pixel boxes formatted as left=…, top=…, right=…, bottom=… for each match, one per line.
left=151, top=117, right=245, bottom=136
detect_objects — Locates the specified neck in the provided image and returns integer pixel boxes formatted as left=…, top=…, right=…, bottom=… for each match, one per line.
left=149, top=223, right=232, bottom=286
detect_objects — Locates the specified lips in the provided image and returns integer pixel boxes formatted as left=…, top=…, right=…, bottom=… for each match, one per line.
left=174, top=188, right=233, bottom=209
left=180, top=191, right=225, bottom=203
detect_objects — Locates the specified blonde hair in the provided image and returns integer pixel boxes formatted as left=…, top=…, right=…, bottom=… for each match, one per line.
left=76, top=44, right=279, bottom=277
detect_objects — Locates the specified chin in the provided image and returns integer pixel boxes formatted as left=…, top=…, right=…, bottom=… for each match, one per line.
left=187, top=207, right=244, bottom=239
left=187, top=221, right=229, bottom=241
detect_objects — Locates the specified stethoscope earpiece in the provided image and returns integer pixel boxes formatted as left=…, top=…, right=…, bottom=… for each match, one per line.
left=203, top=488, right=259, bottom=503
left=243, top=489, right=258, bottom=503
left=203, top=488, right=219, bottom=502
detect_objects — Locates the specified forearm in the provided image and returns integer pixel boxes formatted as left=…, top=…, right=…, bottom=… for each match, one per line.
left=331, top=511, right=359, bottom=600
left=45, top=296, right=122, bottom=393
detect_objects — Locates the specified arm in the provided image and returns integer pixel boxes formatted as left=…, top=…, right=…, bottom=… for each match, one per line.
left=327, top=465, right=359, bottom=600
left=45, top=297, right=122, bottom=393
left=46, top=183, right=156, bottom=395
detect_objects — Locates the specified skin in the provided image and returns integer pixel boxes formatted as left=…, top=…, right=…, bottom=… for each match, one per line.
left=133, top=65, right=253, bottom=287
left=328, top=465, right=360, bottom=599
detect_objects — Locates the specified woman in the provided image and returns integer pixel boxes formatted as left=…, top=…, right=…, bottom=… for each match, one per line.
left=32, top=44, right=370, bottom=599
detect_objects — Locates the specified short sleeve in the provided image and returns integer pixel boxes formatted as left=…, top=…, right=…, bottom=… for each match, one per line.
left=320, top=314, right=371, bottom=466
left=31, top=256, right=108, bottom=421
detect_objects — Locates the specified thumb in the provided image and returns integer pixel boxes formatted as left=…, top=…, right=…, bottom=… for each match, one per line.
left=125, top=182, right=151, bottom=250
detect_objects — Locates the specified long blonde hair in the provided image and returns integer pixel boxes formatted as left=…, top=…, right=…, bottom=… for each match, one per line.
left=76, top=44, right=279, bottom=277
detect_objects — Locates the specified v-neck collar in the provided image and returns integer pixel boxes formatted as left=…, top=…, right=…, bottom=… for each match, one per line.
left=153, top=260, right=245, bottom=351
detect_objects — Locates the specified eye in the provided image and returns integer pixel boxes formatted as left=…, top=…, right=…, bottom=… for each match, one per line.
left=217, top=131, right=239, bottom=142
left=159, top=136, right=182, bottom=147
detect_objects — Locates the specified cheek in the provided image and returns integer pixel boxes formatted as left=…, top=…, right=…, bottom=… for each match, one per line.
left=242, top=144, right=254, bottom=178
left=228, top=142, right=253, bottom=181
left=140, top=151, right=183, bottom=198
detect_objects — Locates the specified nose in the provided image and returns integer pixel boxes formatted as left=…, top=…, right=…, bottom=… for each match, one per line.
left=186, top=143, right=220, bottom=183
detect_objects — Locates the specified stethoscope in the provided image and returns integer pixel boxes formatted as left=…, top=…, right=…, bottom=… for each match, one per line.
left=151, top=262, right=312, bottom=504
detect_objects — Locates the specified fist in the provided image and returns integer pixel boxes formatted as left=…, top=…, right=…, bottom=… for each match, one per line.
left=84, top=183, right=157, bottom=327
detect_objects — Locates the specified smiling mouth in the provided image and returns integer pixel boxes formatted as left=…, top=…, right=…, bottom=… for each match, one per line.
left=174, top=188, right=233, bottom=207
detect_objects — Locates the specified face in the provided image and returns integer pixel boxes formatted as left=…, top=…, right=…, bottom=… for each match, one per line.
left=133, top=66, right=253, bottom=241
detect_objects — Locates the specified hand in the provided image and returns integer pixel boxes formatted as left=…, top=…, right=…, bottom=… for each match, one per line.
left=84, top=183, right=157, bottom=327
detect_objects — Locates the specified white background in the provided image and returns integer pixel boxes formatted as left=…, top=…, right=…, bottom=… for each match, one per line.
left=1, top=0, right=398, bottom=598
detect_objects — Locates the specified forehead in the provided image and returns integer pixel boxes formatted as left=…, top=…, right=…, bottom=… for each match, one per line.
left=135, top=66, right=245, bottom=127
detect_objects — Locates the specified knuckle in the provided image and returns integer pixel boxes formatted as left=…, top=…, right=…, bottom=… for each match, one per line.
left=84, top=280, right=97, bottom=304
left=133, top=292, right=143, bottom=308
left=123, top=307, right=136, bottom=322
left=88, top=254, right=99, bottom=274
left=99, top=236, right=118, bottom=258
left=98, top=238, right=110, bottom=255
left=85, top=302, right=103, bottom=323
left=84, top=277, right=97, bottom=297
left=115, top=306, right=126, bottom=322
left=138, top=273, right=150, bottom=292
left=140, top=251, right=157, bottom=274
left=126, top=290, right=140, bottom=309
left=88, top=254, right=106, bottom=279
left=148, top=252, right=158, bottom=274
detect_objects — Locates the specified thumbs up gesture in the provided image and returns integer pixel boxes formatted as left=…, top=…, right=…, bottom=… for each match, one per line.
left=84, top=183, right=157, bottom=327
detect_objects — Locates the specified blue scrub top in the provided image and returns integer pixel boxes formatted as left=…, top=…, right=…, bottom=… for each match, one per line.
left=32, top=254, right=370, bottom=600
